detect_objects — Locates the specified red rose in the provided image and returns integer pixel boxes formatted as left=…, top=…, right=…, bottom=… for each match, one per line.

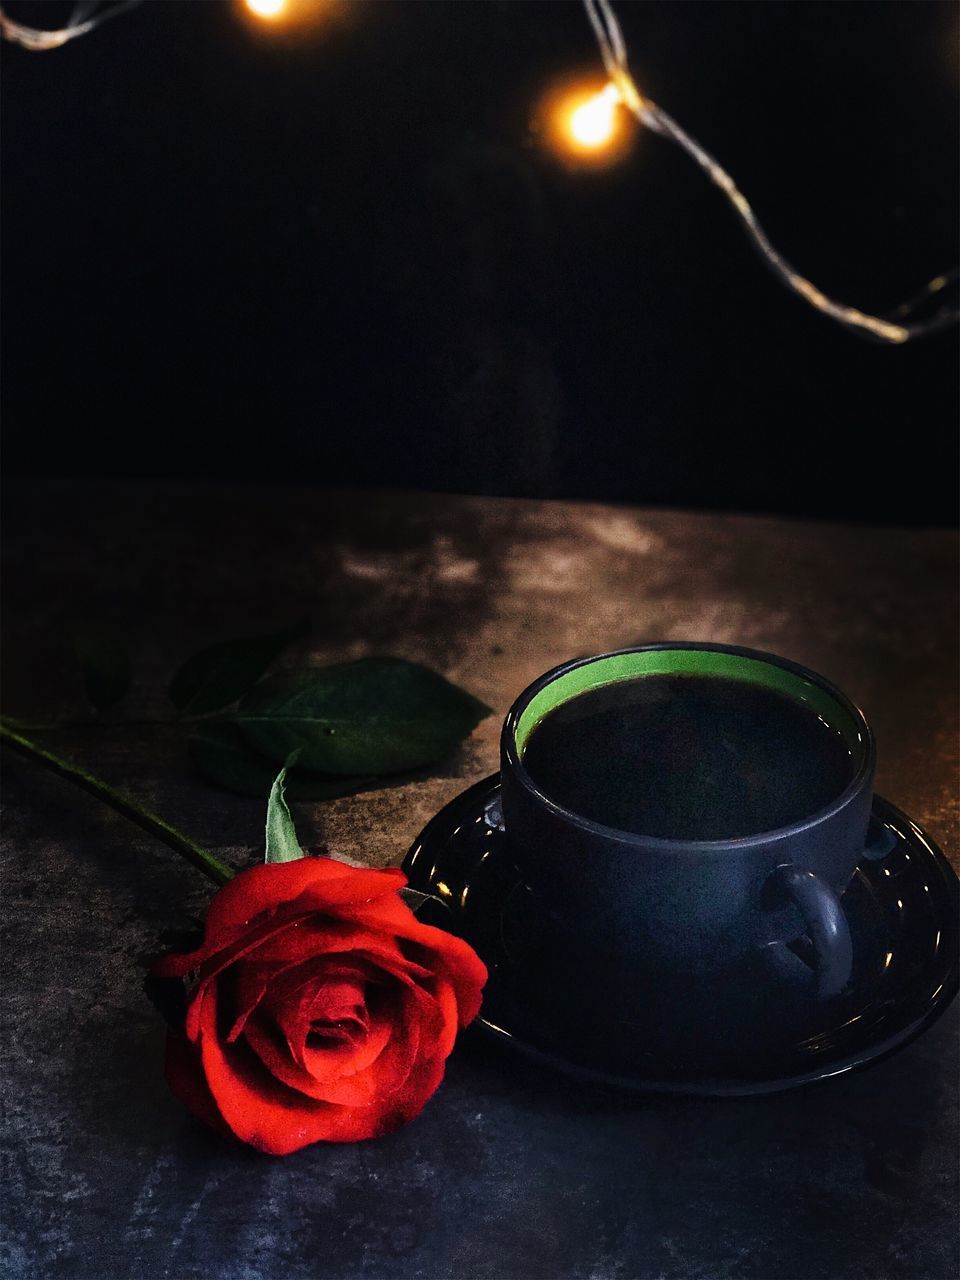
left=151, top=856, right=486, bottom=1154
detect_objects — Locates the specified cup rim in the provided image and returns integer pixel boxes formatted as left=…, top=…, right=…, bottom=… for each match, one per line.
left=501, top=642, right=876, bottom=853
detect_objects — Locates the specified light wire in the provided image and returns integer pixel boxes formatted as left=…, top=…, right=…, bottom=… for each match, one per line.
left=0, top=0, right=141, bottom=51
left=584, top=0, right=958, bottom=344
left=2, top=0, right=954, bottom=343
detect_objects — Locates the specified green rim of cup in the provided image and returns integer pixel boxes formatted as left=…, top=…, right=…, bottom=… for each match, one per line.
left=514, top=648, right=865, bottom=759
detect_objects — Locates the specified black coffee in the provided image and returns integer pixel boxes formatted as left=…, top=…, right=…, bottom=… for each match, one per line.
left=521, top=674, right=855, bottom=840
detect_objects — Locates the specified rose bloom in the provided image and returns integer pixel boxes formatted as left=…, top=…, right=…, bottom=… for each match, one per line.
left=152, top=856, right=486, bottom=1154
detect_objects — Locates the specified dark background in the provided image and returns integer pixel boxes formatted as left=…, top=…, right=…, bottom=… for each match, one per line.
left=2, top=0, right=957, bottom=522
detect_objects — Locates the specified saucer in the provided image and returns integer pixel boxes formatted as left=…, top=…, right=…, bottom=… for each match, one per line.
left=402, top=776, right=958, bottom=1096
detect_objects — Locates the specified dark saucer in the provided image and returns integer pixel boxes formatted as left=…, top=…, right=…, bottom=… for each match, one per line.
left=402, top=776, right=959, bottom=1095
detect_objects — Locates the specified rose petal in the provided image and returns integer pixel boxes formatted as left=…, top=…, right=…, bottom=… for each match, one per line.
left=273, top=971, right=368, bottom=1066
left=309, top=976, right=367, bottom=1027
left=304, top=1005, right=393, bottom=1082
left=176, top=920, right=421, bottom=1043
left=420, top=976, right=461, bottom=1062
left=376, top=1034, right=449, bottom=1133
left=243, top=967, right=443, bottom=1111
left=222, top=950, right=377, bottom=1050
left=344, top=898, right=488, bottom=1027
left=155, top=857, right=487, bottom=1154
left=219, top=919, right=435, bottom=984
left=298, top=983, right=426, bottom=1108
left=200, top=859, right=407, bottom=949
left=155, top=871, right=484, bottom=1033
left=154, top=860, right=408, bottom=979
left=198, top=994, right=401, bottom=1153
left=152, top=908, right=305, bottom=982
left=244, top=1004, right=397, bottom=1107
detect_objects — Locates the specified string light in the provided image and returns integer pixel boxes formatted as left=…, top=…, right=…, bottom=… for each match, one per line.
left=0, top=0, right=141, bottom=51
left=1, top=0, right=955, bottom=344
left=543, top=79, right=633, bottom=165
left=238, top=0, right=333, bottom=34
left=567, top=83, right=621, bottom=152
left=582, top=0, right=958, bottom=343
left=245, top=0, right=286, bottom=19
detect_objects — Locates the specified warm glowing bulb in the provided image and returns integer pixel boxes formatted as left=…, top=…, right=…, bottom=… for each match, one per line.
left=245, top=0, right=286, bottom=18
left=568, top=84, right=621, bottom=151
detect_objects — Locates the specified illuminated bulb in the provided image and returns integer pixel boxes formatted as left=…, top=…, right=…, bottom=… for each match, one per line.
left=245, top=0, right=286, bottom=18
left=543, top=80, right=630, bottom=165
left=240, top=0, right=336, bottom=32
left=568, top=83, right=621, bottom=150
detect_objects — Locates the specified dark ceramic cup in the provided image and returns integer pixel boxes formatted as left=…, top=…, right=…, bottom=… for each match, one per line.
left=499, top=643, right=877, bottom=998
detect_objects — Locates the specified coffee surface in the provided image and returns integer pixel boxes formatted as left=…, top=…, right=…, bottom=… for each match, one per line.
left=521, top=674, right=856, bottom=840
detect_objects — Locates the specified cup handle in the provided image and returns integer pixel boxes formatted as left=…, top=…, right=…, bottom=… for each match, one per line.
left=769, top=864, right=853, bottom=998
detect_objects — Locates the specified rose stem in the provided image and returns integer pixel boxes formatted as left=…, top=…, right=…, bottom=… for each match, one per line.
left=0, top=720, right=233, bottom=887
left=2, top=718, right=182, bottom=731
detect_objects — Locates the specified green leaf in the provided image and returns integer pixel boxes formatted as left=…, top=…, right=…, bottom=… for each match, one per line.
left=169, top=617, right=308, bottom=716
left=188, top=721, right=375, bottom=800
left=264, top=766, right=303, bottom=863
left=232, top=656, right=491, bottom=775
left=73, top=631, right=131, bottom=709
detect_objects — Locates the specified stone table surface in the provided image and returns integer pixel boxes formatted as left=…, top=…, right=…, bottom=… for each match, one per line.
left=1, top=480, right=957, bottom=1280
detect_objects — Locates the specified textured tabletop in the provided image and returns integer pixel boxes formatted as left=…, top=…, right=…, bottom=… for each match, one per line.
left=2, top=481, right=957, bottom=1280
